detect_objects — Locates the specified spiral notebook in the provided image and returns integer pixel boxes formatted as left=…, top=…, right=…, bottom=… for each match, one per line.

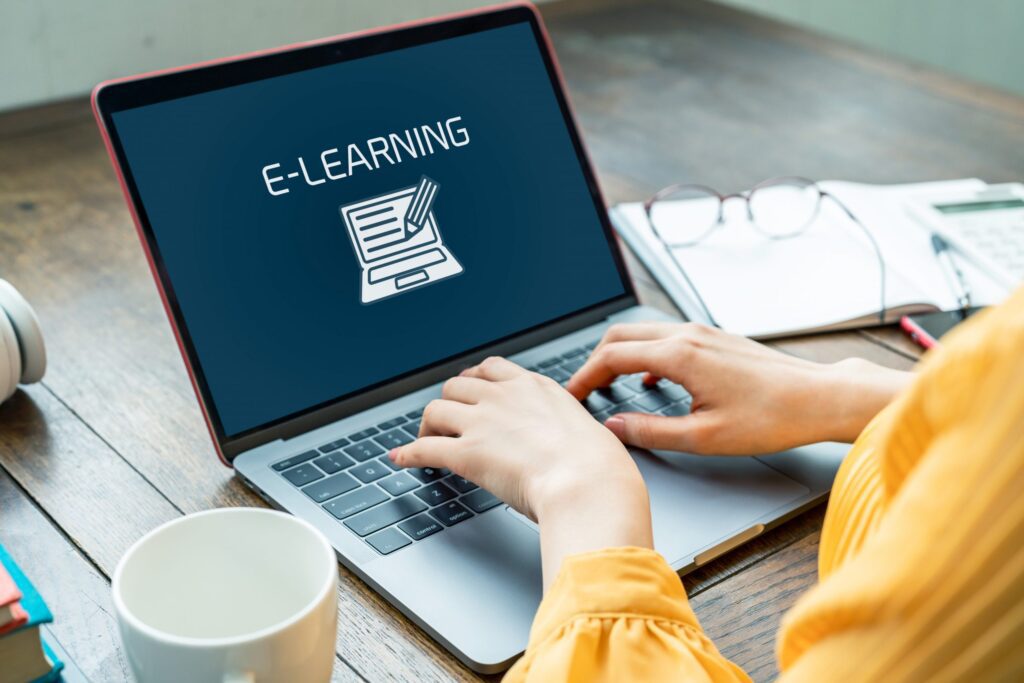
left=609, top=179, right=1011, bottom=338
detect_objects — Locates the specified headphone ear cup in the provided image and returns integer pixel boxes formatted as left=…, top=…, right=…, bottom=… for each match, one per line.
left=0, top=280, right=46, bottom=384
left=0, top=305, right=20, bottom=402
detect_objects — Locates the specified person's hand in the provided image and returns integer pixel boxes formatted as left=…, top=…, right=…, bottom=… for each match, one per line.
left=390, top=357, right=653, bottom=589
left=566, top=322, right=912, bottom=455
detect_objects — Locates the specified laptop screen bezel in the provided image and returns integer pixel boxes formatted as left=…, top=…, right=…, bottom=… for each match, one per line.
left=94, top=3, right=637, bottom=461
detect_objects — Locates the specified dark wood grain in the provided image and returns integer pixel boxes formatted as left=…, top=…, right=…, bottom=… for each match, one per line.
left=692, top=530, right=822, bottom=682
left=1, top=0, right=1020, bottom=679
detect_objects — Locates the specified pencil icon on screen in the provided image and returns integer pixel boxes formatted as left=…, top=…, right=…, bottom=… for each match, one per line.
left=405, top=175, right=439, bottom=235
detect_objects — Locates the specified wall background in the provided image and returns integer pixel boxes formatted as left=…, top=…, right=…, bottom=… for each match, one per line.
left=1, top=0, right=1021, bottom=113
left=713, top=0, right=1022, bottom=98
left=0, top=0, right=507, bottom=111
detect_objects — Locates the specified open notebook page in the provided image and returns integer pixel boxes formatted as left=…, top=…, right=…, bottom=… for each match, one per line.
left=613, top=198, right=932, bottom=337
left=822, top=180, right=1008, bottom=310
left=611, top=179, right=1011, bottom=338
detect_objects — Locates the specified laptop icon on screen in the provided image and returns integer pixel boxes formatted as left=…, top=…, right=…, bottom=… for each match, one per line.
left=340, top=175, right=464, bottom=304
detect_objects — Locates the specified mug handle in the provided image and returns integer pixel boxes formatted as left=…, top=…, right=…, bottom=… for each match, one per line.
left=223, top=673, right=255, bottom=683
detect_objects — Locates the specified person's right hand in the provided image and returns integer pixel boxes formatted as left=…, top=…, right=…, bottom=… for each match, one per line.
left=566, top=322, right=912, bottom=455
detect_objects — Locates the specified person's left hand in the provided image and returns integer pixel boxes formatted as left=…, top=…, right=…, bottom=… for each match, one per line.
left=390, top=356, right=643, bottom=522
left=390, top=357, right=653, bottom=588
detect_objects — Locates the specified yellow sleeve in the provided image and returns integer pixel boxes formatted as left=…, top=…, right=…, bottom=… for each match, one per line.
left=778, top=288, right=1024, bottom=682
left=504, top=547, right=749, bottom=683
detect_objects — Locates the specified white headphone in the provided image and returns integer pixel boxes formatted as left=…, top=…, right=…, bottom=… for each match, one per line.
left=0, top=279, right=46, bottom=402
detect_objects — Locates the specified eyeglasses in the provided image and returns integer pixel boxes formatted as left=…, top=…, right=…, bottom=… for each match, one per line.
left=643, top=176, right=887, bottom=328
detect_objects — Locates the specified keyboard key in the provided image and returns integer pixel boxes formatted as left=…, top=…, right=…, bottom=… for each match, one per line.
left=398, top=514, right=444, bottom=541
left=657, top=380, right=689, bottom=401
left=599, top=384, right=635, bottom=404
left=593, top=409, right=614, bottom=423
left=350, top=461, right=389, bottom=483
left=537, top=357, right=561, bottom=369
left=607, top=401, right=643, bottom=416
left=660, top=401, right=691, bottom=417
left=344, top=495, right=428, bottom=536
left=302, top=472, right=360, bottom=503
left=562, top=357, right=586, bottom=373
left=313, top=451, right=355, bottom=474
left=324, top=487, right=388, bottom=520
left=414, top=482, right=457, bottom=506
left=445, top=474, right=478, bottom=494
left=378, top=455, right=401, bottom=471
left=633, top=390, right=670, bottom=412
left=348, top=427, right=379, bottom=442
left=583, top=392, right=614, bottom=413
left=365, top=528, right=412, bottom=555
left=429, top=501, right=474, bottom=527
left=344, top=440, right=385, bottom=462
left=407, top=467, right=449, bottom=483
left=317, top=439, right=349, bottom=454
left=377, top=472, right=420, bottom=497
left=462, top=488, right=502, bottom=513
left=405, top=409, right=424, bottom=419
left=377, top=416, right=406, bottom=430
left=402, top=421, right=421, bottom=438
left=542, top=366, right=571, bottom=382
left=272, top=450, right=318, bottom=471
left=561, top=347, right=586, bottom=359
left=281, top=463, right=323, bottom=487
left=618, top=374, right=648, bottom=393
left=375, top=428, right=414, bottom=450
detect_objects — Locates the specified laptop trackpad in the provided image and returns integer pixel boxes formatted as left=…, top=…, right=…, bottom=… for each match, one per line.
left=637, top=448, right=809, bottom=566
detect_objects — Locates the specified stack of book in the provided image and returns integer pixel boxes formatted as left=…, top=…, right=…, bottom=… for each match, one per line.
left=0, top=544, right=63, bottom=683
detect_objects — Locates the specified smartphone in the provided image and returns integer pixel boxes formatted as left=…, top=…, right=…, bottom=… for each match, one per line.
left=900, top=307, right=985, bottom=349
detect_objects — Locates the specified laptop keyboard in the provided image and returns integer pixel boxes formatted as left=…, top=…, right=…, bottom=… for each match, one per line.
left=271, top=339, right=692, bottom=556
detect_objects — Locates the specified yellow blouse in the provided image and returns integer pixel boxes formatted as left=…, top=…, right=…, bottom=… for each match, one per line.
left=506, top=286, right=1024, bottom=682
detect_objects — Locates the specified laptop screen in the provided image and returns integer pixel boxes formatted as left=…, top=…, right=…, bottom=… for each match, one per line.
left=105, top=19, right=629, bottom=440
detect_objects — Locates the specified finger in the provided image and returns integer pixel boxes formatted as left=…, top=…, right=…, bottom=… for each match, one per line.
left=461, top=356, right=523, bottom=382
left=566, top=339, right=676, bottom=399
left=440, top=376, right=492, bottom=404
left=642, top=372, right=661, bottom=387
left=391, top=436, right=459, bottom=470
left=419, top=399, right=474, bottom=437
left=604, top=412, right=718, bottom=454
left=596, top=322, right=677, bottom=349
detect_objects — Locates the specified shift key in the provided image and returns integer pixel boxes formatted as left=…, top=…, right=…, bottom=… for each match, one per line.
left=343, top=494, right=428, bottom=537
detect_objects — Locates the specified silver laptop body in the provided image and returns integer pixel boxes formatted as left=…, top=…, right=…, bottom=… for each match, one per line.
left=234, top=300, right=844, bottom=672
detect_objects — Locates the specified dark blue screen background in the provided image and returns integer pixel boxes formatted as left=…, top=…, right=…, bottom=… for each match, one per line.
left=112, top=22, right=626, bottom=437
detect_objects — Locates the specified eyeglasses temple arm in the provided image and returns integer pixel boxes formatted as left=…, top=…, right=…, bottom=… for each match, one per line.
left=822, top=191, right=888, bottom=325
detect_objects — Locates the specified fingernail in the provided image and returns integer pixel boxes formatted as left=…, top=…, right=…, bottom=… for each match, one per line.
left=388, top=448, right=399, bottom=461
left=604, top=416, right=626, bottom=440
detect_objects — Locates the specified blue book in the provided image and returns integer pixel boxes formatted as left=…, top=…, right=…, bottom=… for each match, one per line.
left=0, top=544, right=63, bottom=683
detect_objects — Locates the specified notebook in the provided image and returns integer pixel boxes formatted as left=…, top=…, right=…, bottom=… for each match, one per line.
left=0, top=544, right=64, bottom=683
left=0, top=557, right=28, bottom=635
left=610, top=179, right=1012, bottom=338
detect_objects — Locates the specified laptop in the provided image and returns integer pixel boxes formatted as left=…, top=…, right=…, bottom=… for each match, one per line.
left=93, top=2, right=846, bottom=673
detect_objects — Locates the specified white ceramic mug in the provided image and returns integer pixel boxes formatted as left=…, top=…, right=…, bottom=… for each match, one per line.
left=112, top=508, right=338, bottom=683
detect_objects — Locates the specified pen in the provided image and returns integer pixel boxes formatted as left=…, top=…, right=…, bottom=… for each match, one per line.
left=405, top=175, right=439, bottom=235
left=931, top=233, right=972, bottom=312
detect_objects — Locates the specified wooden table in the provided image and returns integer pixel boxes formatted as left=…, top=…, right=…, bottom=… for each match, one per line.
left=1, top=1, right=1021, bottom=680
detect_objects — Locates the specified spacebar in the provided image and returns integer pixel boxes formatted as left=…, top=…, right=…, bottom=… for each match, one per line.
left=343, top=495, right=428, bottom=536
left=368, top=249, right=445, bottom=283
